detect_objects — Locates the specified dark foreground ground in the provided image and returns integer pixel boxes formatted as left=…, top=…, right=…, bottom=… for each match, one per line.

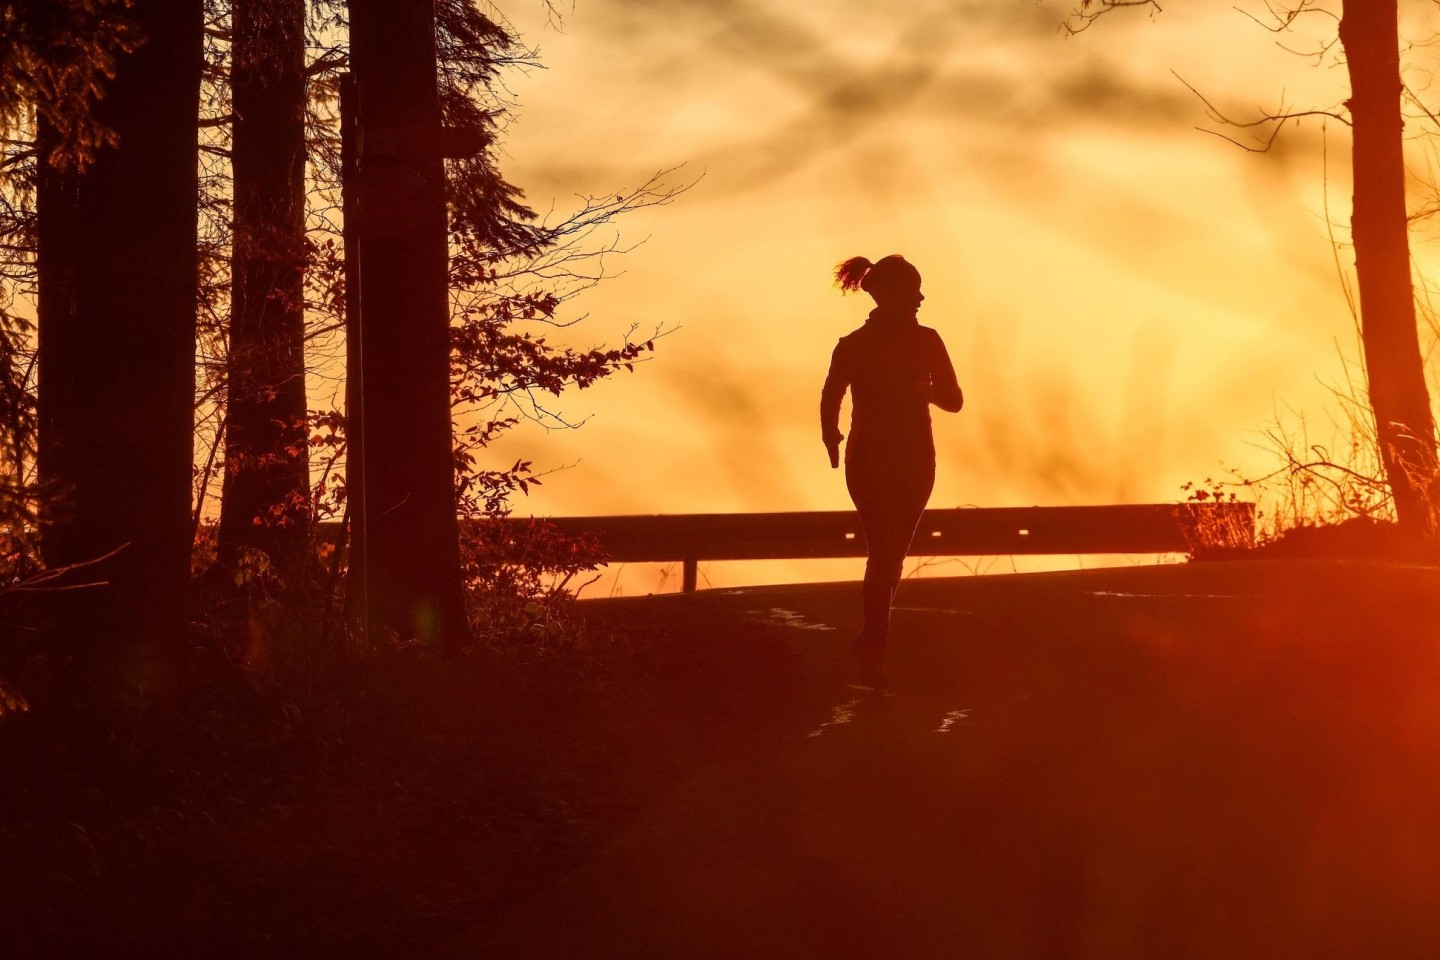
left=443, top=560, right=1440, bottom=960
left=5, top=559, right=1440, bottom=958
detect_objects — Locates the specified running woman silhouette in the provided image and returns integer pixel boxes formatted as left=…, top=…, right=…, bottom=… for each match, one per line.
left=821, top=255, right=962, bottom=686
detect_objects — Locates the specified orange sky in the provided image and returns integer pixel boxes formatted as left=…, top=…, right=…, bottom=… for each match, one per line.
left=476, top=1, right=1438, bottom=593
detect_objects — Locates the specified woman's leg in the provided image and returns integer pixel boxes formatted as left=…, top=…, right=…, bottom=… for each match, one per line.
left=846, top=455, right=935, bottom=671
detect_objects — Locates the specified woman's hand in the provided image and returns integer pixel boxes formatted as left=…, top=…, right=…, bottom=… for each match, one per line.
left=915, top=376, right=934, bottom=404
left=823, top=429, right=844, bottom=469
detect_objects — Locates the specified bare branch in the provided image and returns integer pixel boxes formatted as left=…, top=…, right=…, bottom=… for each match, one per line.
left=2, top=544, right=131, bottom=596
left=1172, top=70, right=1348, bottom=153
left=1064, top=0, right=1163, bottom=37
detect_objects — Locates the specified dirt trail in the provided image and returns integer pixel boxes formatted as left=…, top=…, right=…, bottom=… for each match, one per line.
left=440, top=561, right=1440, bottom=960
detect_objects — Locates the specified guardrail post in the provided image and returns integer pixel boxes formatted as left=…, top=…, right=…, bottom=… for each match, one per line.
left=682, top=557, right=698, bottom=593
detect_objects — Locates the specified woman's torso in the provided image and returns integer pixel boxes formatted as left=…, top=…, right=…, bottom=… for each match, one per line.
left=839, top=320, right=938, bottom=462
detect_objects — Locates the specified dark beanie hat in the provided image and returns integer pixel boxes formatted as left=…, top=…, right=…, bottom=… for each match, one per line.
left=862, top=255, right=921, bottom=297
left=835, top=254, right=921, bottom=298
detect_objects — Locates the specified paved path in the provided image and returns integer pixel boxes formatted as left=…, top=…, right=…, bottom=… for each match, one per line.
left=439, top=561, right=1440, bottom=960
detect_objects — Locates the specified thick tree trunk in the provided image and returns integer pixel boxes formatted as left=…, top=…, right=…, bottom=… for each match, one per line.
left=36, top=0, right=205, bottom=692
left=218, top=0, right=312, bottom=581
left=1340, top=0, right=1439, bottom=536
left=345, top=0, right=467, bottom=645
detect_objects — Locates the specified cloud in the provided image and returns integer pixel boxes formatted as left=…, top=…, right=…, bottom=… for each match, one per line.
left=494, top=0, right=1372, bottom=526
left=516, top=0, right=1223, bottom=198
left=656, top=353, right=814, bottom=510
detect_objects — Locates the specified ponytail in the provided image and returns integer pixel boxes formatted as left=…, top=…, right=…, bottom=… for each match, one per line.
left=834, top=256, right=873, bottom=293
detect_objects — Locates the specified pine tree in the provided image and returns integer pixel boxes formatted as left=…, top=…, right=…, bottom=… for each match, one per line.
left=36, top=0, right=205, bottom=692
left=345, top=0, right=466, bottom=645
left=218, top=0, right=313, bottom=580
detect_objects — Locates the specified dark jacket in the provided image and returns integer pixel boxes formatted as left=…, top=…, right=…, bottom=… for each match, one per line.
left=821, top=309, right=962, bottom=463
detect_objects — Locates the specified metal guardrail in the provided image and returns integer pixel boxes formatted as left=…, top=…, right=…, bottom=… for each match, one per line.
left=530, top=503, right=1256, bottom=592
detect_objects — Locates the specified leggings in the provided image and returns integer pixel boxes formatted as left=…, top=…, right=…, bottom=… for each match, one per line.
left=845, top=450, right=935, bottom=654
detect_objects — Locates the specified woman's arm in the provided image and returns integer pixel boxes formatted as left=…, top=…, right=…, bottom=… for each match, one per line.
left=820, top=343, right=848, bottom=468
left=927, top=330, right=963, bottom=413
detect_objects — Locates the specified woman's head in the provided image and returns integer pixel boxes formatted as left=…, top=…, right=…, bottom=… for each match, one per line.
left=834, top=254, right=923, bottom=308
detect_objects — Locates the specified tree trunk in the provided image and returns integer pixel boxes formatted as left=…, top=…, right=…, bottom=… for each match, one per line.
left=345, top=0, right=467, bottom=645
left=1340, top=0, right=1439, bottom=536
left=218, top=0, right=312, bottom=582
left=36, top=0, right=204, bottom=694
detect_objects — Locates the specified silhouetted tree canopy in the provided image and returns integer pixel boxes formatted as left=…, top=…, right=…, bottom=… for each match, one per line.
left=0, top=0, right=139, bottom=171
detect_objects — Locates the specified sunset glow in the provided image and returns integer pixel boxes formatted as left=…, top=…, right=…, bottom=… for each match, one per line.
left=9, top=3, right=1440, bottom=953
left=469, top=0, right=1430, bottom=591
